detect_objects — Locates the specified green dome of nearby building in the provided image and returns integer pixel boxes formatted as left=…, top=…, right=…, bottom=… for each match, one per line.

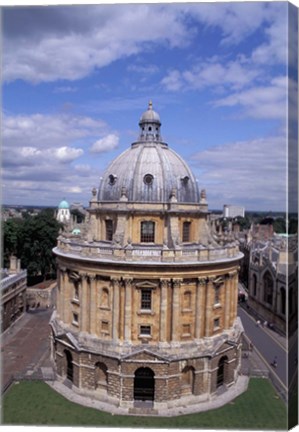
left=58, top=199, right=70, bottom=209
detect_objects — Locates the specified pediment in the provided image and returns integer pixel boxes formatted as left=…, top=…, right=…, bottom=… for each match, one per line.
left=55, top=332, right=80, bottom=351
left=123, top=348, right=168, bottom=362
left=135, top=281, right=158, bottom=289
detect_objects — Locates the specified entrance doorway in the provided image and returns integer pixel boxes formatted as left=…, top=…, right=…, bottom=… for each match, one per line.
left=217, top=356, right=227, bottom=387
left=64, top=349, right=73, bottom=382
left=134, top=367, right=155, bottom=401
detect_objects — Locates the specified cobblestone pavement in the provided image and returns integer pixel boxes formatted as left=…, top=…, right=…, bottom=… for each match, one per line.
left=1, top=309, right=54, bottom=391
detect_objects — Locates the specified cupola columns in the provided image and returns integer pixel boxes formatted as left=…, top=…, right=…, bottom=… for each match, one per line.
left=138, top=101, right=162, bottom=142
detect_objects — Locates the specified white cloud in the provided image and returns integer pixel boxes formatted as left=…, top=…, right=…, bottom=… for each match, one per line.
left=3, top=3, right=286, bottom=84
left=191, top=135, right=287, bottom=211
left=3, top=5, right=190, bottom=83
left=53, top=146, right=84, bottom=163
left=3, top=113, right=107, bottom=149
left=90, top=134, right=119, bottom=153
left=213, top=76, right=287, bottom=119
left=2, top=112, right=117, bottom=206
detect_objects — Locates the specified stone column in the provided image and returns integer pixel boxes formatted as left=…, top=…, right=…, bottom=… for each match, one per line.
left=59, top=270, right=67, bottom=322
left=112, top=278, right=121, bottom=341
left=229, top=271, right=236, bottom=326
left=160, top=279, right=169, bottom=342
left=81, top=274, right=89, bottom=333
left=224, top=275, right=231, bottom=329
left=89, top=276, right=97, bottom=335
left=205, top=277, right=214, bottom=337
left=195, top=278, right=206, bottom=339
left=124, top=278, right=133, bottom=341
left=171, top=279, right=181, bottom=341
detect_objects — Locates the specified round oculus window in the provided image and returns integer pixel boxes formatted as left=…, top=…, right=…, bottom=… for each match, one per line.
left=144, top=174, right=154, bottom=185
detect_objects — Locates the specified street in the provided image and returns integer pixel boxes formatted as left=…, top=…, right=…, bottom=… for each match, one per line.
left=238, top=306, right=287, bottom=389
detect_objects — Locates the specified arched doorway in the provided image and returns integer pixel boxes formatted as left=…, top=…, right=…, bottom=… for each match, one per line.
left=64, top=349, right=73, bottom=382
left=217, top=356, right=228, bottom=387
left=95, top=362, right=108, bottom=390
left=181, top=366, right=195, bottom=395
left=134, top=367, right=155, bottom=401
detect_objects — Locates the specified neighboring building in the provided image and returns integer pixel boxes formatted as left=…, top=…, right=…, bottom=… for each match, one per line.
left=57, top=199, right=71, bottom=224
left=50, top=102, right=244, bottom=413
left=1, top=256, right=27, bottom=332
left=247, top=235, right=298, bottom=334
left=26, top=280, right=57, bottom=309
left=223, top=205, right=245, bottom=218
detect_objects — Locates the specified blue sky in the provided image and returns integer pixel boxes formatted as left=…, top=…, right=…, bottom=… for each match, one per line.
left=2, top=1, right=297, bottom=211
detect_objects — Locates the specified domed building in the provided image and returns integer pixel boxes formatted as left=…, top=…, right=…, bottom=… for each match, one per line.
left=50, top=102, right=244, bottom=413
left=57, top=198, right=71, bottom=224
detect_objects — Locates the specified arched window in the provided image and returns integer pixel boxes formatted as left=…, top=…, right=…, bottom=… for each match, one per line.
left=140, top=221, right=155, bottom=243
left=181, top=366, right=195, bottom=395
left=101, top=287, right=109, bottom=308
left=252, top=274, right=257, bottom=297
left=95, top=362, right=108, bottom=390
left=289, top=287, right=293, bottom=315
left=280, top=287, right=286, bottom=315
left=263, top=271, right=273, bottom=305
left=183, top=291, right=192, bottom=310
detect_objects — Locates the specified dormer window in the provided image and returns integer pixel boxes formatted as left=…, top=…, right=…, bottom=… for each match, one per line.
left=108, top=174, right=117, bottom=185
left=181, top=176, right=189, bottom=185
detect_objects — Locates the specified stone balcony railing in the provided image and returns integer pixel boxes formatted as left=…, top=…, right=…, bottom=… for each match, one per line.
left=0, top=270, right=27, bottom=291
left=55, top=237, right=243, bottom=264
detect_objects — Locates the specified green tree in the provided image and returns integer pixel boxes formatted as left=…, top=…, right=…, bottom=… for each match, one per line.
left=3, top=209, right=62, bottom=280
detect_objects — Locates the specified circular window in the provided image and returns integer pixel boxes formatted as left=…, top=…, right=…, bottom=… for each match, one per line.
left=144, top=174, right=154, bottom=185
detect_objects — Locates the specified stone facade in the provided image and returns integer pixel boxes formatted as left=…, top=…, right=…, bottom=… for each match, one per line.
left=50, top=103, right=244, bottom=412
left=1, top=256, right=27, bottom=332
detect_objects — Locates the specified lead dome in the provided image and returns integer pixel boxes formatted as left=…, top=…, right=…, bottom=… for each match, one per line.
left=98, top=102, right=200, bottom=203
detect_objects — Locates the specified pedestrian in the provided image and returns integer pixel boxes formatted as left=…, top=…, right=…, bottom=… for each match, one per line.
left=256, top=320, right=261, bottom=327
left=271, top=356, right=278, bottom=368
left=263, top=320, right=268, bottom=328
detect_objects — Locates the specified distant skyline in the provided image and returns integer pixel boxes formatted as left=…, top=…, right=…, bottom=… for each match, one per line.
left=2, top=2, right=296, bottom=211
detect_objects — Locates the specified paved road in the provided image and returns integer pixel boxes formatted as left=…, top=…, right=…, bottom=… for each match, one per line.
left=238, top=307, right=287, bottom=387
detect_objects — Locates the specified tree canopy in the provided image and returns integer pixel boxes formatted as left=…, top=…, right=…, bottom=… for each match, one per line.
left=3, top=209, right=62, bottom=282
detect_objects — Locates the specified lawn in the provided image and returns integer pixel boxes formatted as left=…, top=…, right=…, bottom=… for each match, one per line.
left=2, top=378, right=287, bottom=429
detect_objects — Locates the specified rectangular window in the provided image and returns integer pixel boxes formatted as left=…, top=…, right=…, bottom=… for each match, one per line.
left=101, top=320, right=109, bottom=333
left=140, top=325, right=151, bottom=336
left=214, top=286, right=220, bottom=304
left=214, top=318, right=220, bottom=329
left=72, top=312, right=79, bottom=325
left=182, top=221, right=191, bottom=242
left=141, top=289, right=152, bottom=310
left=105, top=220, right=113, bottom=241
left=182, top=324, right=191, bottom=335
left=74, top=283, right=79, bottom=300
left=141, top=221, right=155, bottom=242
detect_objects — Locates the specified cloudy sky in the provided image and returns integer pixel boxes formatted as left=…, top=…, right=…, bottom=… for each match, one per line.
left=2, top=1, right=297, bottom=211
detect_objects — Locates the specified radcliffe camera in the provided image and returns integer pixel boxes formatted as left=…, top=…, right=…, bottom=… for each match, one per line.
left=1, top=2, right=298, bottom=430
